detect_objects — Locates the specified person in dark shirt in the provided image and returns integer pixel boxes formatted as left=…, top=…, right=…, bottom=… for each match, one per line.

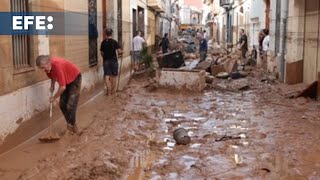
left=238, top=29, right=248, bottom=62
left=100, top=28, right=123, bottom=96
left=159, top=33, right=170, bottom=53
left=199, top=35, right=208, bottom=62
left=258, top=29, right=265, bottom=58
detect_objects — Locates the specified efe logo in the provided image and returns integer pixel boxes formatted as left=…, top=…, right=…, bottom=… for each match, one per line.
left=12, top=16, right=53, bottom=30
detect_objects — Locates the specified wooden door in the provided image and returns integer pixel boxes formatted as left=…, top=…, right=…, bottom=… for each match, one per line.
left=102, top=0, right=106, bottom=39
left=133, top=9, right=137, bottom=37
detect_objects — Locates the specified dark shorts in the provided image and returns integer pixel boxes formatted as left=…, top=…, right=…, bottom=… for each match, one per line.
left=103, top=60, right=118, bottom=76
left=200, top=52, right=207, bottom=62
left=241, top=49, right=247, bottom=58
left=133, top=51, right=142, bottom=62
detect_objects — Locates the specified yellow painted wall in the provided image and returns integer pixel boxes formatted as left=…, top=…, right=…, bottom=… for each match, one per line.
left=147, top=9, right=156, bottom=47
left=0, top=0, right=109, bottom=95
left=118, top=0, right=133, bottom=90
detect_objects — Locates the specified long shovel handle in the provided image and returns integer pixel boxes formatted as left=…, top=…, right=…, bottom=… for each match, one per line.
left=118, top=41, right=125, bottom=90
left=49, top=93, right=53, bottom=134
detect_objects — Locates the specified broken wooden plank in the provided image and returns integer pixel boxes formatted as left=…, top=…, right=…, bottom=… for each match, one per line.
left=211, top=64, right=226, bottom=76
left=223, top=59, right=238, bottom=74
left=286, top=60, right=303, bottom=85
left=194, top=61, right=212, bottom=70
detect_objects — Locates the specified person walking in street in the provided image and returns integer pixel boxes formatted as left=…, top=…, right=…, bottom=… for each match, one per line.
left=199, top=34, right=208, bottom=62
left=132, top=31, right=146, bottom=71
left=258, top=29, right=266, bottom=58
left=238, top=29, right=248, bottom=63
left=159, top=33, right=170, bottom=53
left=36, top=55, right=82, bottom=134
left=203, top=30, right=209, bottom=40
left=196, top=29, right=202, bottom=39
left=100, top=28, right=123, bottom=96
left=262, top=29, right=270, bottom=71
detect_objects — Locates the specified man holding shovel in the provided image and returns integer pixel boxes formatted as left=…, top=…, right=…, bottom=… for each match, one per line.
left=36, top=55, right=82, bottom=134
left=100, top=28, right=123, bottom=96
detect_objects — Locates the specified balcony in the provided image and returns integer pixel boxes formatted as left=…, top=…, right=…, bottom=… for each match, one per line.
left=148, top=0, right=165, bottom=13
left=220, top=0, right=234, bottom=8
left=212, top=0, right=220, bottom=15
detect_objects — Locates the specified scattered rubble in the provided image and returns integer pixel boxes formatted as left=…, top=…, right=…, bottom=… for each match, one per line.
left=156, top=51, right=184, bottom=69
left=158, top=69, right=206, bottom=91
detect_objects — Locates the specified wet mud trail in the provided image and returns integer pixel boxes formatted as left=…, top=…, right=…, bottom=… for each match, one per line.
left=1, top=74, right=320, bottom=179
left=127, top=76, right=320, bottom=179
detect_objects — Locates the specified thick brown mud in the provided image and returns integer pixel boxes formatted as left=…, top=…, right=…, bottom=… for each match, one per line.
left=1, top=72, right=320, bottom=179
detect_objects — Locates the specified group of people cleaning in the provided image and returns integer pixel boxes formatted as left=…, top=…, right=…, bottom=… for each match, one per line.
left=34, top=27, right=269, bottom=135
left=35, top=28, right=122, bottom=135
left=35, top=28, right=173, bottom=135
left=238, top=28, right=270, bottom=69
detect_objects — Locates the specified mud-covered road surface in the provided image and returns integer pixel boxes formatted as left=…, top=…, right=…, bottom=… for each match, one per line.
left=1, top=72, right=320, bottom=179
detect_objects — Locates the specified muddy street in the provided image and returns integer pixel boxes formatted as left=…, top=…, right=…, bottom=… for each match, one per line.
left=1, top=0, right=320, bottom=179
left=0, top=72, right=319, bottom=179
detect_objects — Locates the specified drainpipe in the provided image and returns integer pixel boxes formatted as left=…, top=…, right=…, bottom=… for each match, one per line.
left=278, top=0, right=289, bottom=82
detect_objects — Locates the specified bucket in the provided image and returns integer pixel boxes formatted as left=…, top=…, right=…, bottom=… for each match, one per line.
left=173, top=128, right=191, bottom=145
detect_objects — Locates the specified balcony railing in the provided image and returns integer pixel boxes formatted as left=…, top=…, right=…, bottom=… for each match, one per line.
left=220, top=0, right=234, bottom=8
left=148, top=0, right=165, bottom=13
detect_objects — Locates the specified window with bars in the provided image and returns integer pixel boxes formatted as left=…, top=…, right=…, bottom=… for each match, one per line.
left=11, top=0, right=32, bottom=71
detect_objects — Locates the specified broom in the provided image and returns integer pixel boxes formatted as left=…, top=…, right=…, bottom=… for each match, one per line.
left=39, top=92, right=61, bottom=143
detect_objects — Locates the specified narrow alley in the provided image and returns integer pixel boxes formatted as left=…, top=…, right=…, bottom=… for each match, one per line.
left=1, top=0, right=320, bottom=179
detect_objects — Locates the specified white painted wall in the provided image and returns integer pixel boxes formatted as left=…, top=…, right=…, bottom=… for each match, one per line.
left=215, top=0, right=267, bottom=48
left=269, top=0, right=277, bottom=54
left=202, top=3, right=212, bottom=25
left=249, top=0, right=266, bottom=47
left=180, top=5, right=192, bottom=24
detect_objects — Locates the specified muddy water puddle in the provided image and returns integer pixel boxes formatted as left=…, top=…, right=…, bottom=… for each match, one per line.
left=133, top=90, right=261, bottom=179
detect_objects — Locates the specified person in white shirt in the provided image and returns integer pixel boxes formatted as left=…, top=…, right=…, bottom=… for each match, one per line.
left=262, top=34, right=269, bottom=52
left=262, top=29, right=269, bottom=71
left=132, top=31, right=146, bottom=71
left=203, top=30, right=209, bottom=40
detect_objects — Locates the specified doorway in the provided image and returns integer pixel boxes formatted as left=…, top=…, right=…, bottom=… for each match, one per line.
left=138, top=6, right=145, bottom=34
left=133, top=9, right=137, bottom=38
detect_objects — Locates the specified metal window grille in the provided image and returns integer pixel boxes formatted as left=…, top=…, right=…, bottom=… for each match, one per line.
left=88, top=0, right=98, bottom=66
left=11, top=0, right=31, bottom=70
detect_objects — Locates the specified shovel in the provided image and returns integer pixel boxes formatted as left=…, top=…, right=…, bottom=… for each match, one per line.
left=39, top=93, right=61, bottom=143
left=117, top=41, right=125, bottom=91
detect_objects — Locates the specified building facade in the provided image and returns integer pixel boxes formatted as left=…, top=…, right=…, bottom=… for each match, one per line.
left=269, top=0, right=312, bottom=85
left=212, top=0, right=320, bottom=95
left=0, top=0, right=133, bottom=143
left=179, top=0, right=204, bottom=30
left=203, top=0, right=220, bottom=41
left=214, top=0, right=269, bottom=48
